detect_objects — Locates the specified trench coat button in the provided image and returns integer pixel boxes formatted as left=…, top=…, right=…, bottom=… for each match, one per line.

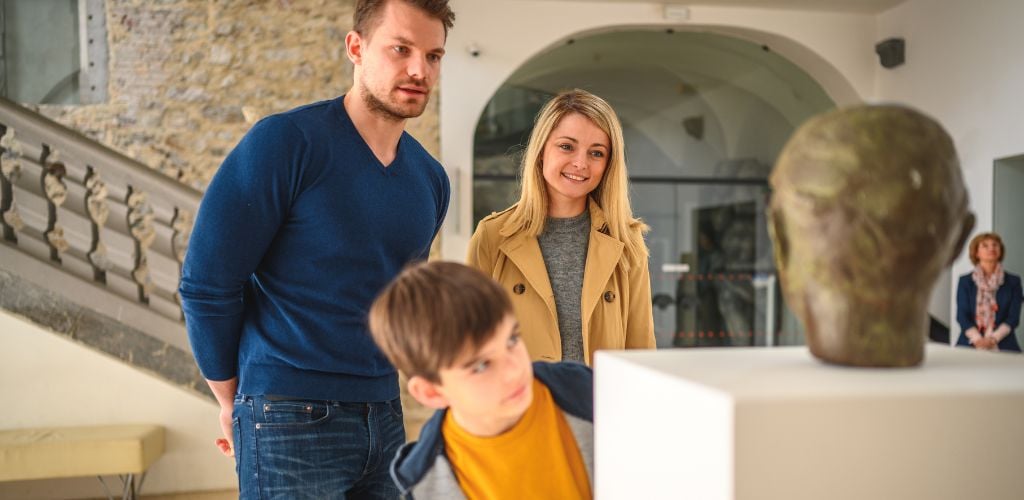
left=513, top=283, right=526, bottom=295
left=604, top=291, right=616, bottom=302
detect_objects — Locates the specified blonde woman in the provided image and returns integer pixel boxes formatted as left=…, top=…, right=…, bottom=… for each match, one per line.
left=467, top=89, right=655, bottom=364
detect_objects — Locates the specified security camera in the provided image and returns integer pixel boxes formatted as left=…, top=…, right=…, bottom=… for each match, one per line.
left=467, top=43, right=481, bottom=58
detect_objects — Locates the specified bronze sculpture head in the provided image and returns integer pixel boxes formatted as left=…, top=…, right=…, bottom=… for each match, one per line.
left=769, top=105, right=975, bottom=367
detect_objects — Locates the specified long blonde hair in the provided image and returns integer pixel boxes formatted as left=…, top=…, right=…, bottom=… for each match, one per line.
left=501, top=89, right=648, bottom=261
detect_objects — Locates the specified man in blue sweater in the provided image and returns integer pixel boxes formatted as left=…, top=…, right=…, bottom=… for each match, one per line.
left=179, top=1, right=454, bottom=497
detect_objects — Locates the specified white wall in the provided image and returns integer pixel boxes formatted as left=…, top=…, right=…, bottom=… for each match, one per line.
left=440, top=0, right=875, bottom=259
left=0, top=310, right=235, bottom=498
left=875, top=0, right=1024, bottom=329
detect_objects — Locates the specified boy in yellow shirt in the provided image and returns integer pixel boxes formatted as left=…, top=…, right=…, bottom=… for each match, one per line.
left=369, top=261, right=594, bottom=499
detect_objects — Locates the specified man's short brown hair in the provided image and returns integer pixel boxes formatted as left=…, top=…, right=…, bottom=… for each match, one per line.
left=968, top=232, right=1005, bottom=265
left=354, top=0, right=456, bottom=38
left=369, top=261, right=511, bottom=383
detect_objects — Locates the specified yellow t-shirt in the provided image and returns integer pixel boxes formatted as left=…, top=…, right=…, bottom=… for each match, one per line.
left=443, top=379, right=592, bottom=500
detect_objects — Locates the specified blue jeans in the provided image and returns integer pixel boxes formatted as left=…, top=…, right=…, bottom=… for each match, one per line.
left=233, top=394, right=406, bottom=499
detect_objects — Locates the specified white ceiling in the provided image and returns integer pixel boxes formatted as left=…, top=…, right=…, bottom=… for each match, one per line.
left=522, top=0, right=906, bottom=14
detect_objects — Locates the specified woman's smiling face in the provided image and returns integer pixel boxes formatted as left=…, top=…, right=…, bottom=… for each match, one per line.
left=540, top=112, right=610, bottom=216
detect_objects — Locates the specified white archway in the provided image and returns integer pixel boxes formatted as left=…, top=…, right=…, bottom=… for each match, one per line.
left=440, top=0, right=871, bottom=258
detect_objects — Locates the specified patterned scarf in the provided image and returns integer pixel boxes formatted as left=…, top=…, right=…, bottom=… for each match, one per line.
left=972, top=263, right=1004, bottom=335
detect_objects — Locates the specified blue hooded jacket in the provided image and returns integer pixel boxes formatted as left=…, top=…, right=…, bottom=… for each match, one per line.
left=391, top=362, right=594, bottom=499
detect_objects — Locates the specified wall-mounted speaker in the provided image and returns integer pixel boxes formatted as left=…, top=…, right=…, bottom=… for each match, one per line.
left=875, top=38, right=905, bottom=69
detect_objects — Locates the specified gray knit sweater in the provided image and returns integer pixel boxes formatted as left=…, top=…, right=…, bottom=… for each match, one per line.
left=538, top=210, right=590, bottom=362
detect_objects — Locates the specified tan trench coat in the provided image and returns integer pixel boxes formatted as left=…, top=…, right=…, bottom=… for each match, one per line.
left=466, top=201, right=655, bottom=364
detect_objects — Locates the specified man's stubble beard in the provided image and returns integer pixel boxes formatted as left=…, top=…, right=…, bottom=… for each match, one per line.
left=360, top=78, right=429, bottom=122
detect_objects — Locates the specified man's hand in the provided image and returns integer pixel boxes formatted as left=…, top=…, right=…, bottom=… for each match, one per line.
left=207, top=377, right=239, bottom=458
left=215, top=405, right=235, bottom=457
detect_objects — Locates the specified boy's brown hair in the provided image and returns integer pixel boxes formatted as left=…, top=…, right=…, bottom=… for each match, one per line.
left=369, top=261, right=511, bottom=383
left=354, top=0, right=456, bottom=38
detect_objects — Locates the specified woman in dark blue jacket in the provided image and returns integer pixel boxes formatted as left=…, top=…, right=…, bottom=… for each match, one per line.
left=956, top=232, right=1022, bottom=352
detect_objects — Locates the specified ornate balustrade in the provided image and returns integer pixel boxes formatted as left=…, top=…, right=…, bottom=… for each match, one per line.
left=0, top=97, right=201, bottom=322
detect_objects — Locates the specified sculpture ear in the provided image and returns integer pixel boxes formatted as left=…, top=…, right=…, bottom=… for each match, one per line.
left=949, top=211, right=975, bottom=266
left=768, top=207, right=790, bottom=272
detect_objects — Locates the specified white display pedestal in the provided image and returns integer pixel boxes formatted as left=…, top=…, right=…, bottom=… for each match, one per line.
left=594, top=345, right=1024, bottom=500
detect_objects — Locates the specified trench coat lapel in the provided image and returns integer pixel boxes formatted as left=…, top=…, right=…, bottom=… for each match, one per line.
left=581, top=203, right=624, bottom=333
left=499, top=233, right=558, bottom=318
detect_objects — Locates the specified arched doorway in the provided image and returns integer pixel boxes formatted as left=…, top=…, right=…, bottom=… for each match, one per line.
left=471, top=29, right=836, bottom=348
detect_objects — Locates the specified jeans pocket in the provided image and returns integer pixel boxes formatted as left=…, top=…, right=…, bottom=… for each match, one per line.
left=258, top=400, right=331, bottom=427
left=387, top=397, right=404, bottom=421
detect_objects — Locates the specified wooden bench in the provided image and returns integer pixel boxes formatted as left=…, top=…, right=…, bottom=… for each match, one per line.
left=0, top=424, right=165, bottom=499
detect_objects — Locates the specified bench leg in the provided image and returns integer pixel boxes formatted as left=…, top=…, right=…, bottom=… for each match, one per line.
left=96, top=472, right=144, bottom=500
left=122, top=473, right=136, bottom=500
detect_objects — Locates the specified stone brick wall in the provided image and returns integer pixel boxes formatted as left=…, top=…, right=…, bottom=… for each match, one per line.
left=39, top=0, right=440, bottom=190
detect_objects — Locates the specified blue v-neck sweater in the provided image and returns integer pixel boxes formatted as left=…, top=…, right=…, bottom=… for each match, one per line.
left=180, top=96, right=449, bottom=401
